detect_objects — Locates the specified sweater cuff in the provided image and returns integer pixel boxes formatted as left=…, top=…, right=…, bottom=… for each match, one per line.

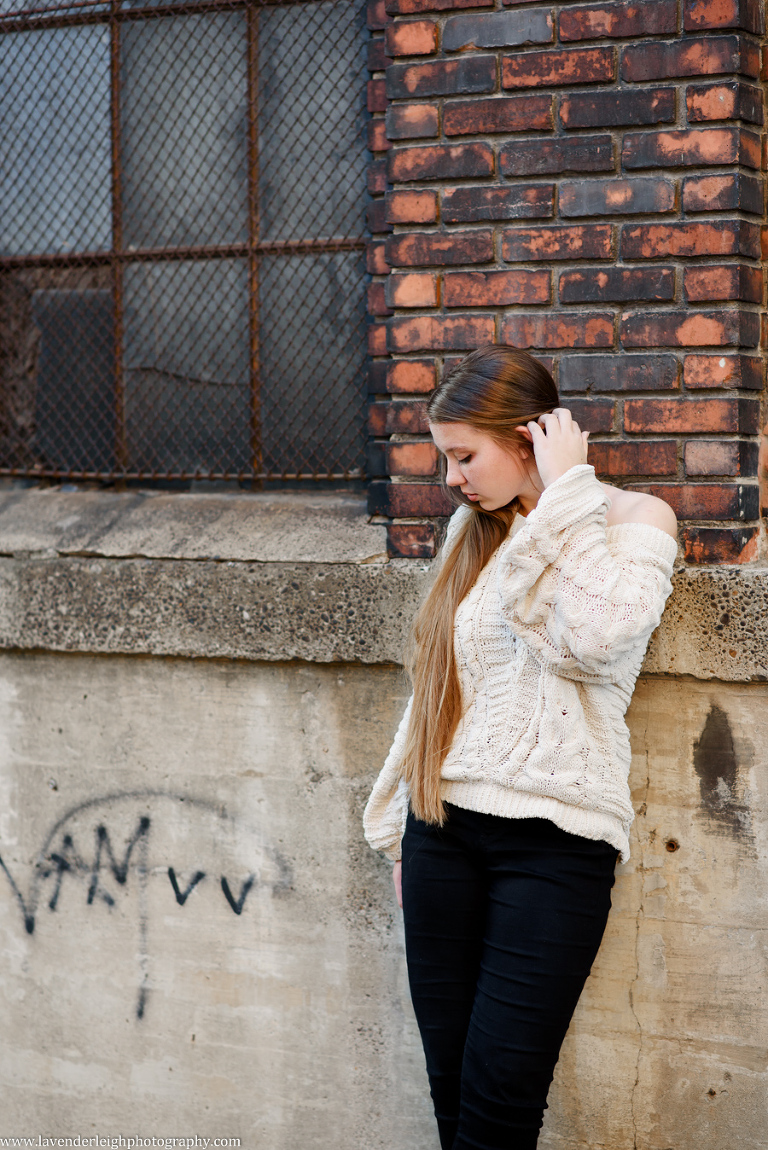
left=529, top=465, right=608, bottom=533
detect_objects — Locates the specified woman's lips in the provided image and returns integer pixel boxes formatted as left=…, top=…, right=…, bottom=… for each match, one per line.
left=464, top=492, right=480, bottom=500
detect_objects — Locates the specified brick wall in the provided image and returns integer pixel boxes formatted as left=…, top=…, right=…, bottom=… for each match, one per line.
left=365, top=0, right=767, bottom=563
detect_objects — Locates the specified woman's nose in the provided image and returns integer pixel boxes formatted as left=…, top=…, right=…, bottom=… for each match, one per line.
left=445, top=458, right=463, bottom=486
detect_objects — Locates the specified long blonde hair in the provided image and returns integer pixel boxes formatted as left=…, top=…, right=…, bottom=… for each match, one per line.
left=399, top=345, right=559, bottom=824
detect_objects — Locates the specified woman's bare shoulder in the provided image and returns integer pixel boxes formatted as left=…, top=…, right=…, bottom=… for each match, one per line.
left=600, top=483, right=678, bottom=539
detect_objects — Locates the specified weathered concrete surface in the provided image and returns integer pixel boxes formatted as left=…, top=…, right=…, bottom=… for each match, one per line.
left=0, top=654, right=765, bottom=1148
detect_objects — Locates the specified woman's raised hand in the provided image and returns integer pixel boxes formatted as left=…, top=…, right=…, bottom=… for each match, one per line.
left=515, top=408, right=589, bottom=489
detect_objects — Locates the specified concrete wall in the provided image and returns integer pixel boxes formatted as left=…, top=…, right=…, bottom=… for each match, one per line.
left=0, top=489, right=765, bottom=1148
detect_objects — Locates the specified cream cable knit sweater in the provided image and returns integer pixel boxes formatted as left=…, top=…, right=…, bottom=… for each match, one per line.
left=362, top=464, right=678, bottom=865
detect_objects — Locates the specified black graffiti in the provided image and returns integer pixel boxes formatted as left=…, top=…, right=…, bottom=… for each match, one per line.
left=168, top=866, right=206, bottom=905
left=221, top=873, right=255, bottom=915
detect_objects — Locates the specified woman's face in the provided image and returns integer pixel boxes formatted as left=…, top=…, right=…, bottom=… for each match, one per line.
left=429, top=421, right=536, bottom=512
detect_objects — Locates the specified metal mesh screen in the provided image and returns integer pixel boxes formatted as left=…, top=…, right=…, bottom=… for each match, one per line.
left=0, top=0, right=370, bottom=481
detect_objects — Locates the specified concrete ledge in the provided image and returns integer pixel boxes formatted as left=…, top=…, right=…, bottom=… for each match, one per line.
left=0, top=490, right=764, bottom=678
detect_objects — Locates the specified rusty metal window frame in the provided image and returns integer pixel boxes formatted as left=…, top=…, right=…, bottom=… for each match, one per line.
left=0, top=0, right=370, bottom=483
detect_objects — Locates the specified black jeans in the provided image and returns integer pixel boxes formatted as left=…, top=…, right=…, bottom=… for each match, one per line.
left=401, top=803, right=618, bottom=1150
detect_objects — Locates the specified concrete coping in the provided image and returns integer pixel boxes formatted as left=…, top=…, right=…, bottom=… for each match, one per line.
left=0, top=489, right=764, bottom=680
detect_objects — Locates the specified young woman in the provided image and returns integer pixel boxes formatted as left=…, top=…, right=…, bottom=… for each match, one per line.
left=363, top=345, right=678, bottom=1150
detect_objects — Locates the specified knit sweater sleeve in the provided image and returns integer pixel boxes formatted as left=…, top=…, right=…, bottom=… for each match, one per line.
left=498, top=464, right=678, bottom=682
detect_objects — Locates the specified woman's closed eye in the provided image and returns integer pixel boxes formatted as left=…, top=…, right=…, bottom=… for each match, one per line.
left=457, top=455, right=471, bottom=465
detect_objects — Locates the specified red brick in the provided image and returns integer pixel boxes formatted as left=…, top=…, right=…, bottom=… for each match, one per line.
left=501, top=312, right=614, bottom=350
left=368, top=120, right=391, bottom=152
left=386, top=522, right=437, bottom=558
left=684, top=0, right=764, bottom=34
left=560, top=178, right=674, bottom=217
left=444, top=269, right=550, bottom=307
left=621, top=36, right=759, bottom=82
left=369, top=399, right=430, bottom=434
left=386, top=272, right=438, bottom=308
left=682, top=173, right=763, bottom=214
left=683, top=354, right=762, bottom=388
left=442, top=184, right=554, bottom=223
left=386, top=360, right=437, bottom=392
left=387, top=0, right=492, bottom=11
left=686, top=81, right=764, bottom=124
left=386, top=104, right=439, bottom=140
left=503, top=224, right=612, bottom=262
left=388, top=314, right=496, bottom=351
left=502, top=47, right=615, bottom=90
left=680, top=526, right=758, bottom=563
left=444, top=94, right=553, bottom=135
left=627, top=482, right=758, bottom=519
left=386, top=441, right=439, bottom=475
left=588, top=440, right=678, bottom=475
left=368, top=158, right=388, bottom=195
left=366, top=199, right=392, bottom=234
left=684, top=264, right=763, bottom=303
left=367, top=240, right=390, bottom=276
left=368, top=322, right=388, bottom=356
left=368, top=281, right=392, bottom=316
left=620, top=221, right=758, bottom=259
left=386, top=229, right=494, bottom=267
left=564, top=398, right=615, bottom=432
left=387, top=56, right=495, bottom=98
left=499, top=135, right=614, bottom=176
left=368, top=79, right=388, bottom=113
left=368, top=0, right=391, bottom=29
left=560, top=0, right=676, bottom=41
left=368, top=38, right=393, bottom=72
left=560, top=266, right=674, bottom=303
left=623, top=127, right=761, bottom=169
left=621, top=309, right=759, bottom=348
left=559, top=354, right=679, bottom=392
left=389, top=143, right=493, bottom=182
left=386, top=189, right=438, bottom=223
left=368, top=481, right=453, bottom=517
left=684, top=439, right=758, bottom=475
left=560, top=88, right=675, bottom=129
left=624, top=397, right=759, bottom=433
left=386, top=20, right=438, bottom=55
left=443, top=8, right=553, bottom=50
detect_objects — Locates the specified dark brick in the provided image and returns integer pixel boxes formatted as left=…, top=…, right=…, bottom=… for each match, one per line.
left=683, top=354, right=762, bottom=389
left=560, top=87, right=675, bottom=129
left=682, top=173, right=763, bottom=214
left=368, top=39, right=393, bottom=71
left=563, top=397, right=615, bottom=432
left=559, top=353, right=679, bottom=392
left=686, top=81, right=764, bottom=124
left=621, top=36, right=760, bottom=81
left=367, top=240, right=389, bottom=275
left=442, top=183, right=554, bottom=223
left=388, top=313, right=496, bottom=351
left=386, top=359, right=437, bottom=392
left=624, top=397, right=759, bottom=433
left=621, top=221, right=759, bottom=259
left=620, top=309, right=760, bottom=348
left=387, top=55, right=495, bottom=98
left=443, top=8, right=553, bottom=50
left=368, top=398, right=430, bottom=435
left=502, top=47, right=615, bottom=89
left=369, top=481, right=453, bottom=517
left=501, top=312, right=614, bottom=349
left=386, top=19, right=438, bottom=55
left=588, top=440, right=678, bottom=475
left=499, top=135, right=613, bottom=176
left=684, top=0, right=764, bottom=34
left=368, top=120, right=391, bottom=153
left=366, top=199, right=393, bottom=234
left=366, top=440, right=387, bottom=477
left=627, top=482, right=759, bottom=520
left=386, top=104, right=439, bottom=140
left=369, top=322, right=388, bottom=356
left=685, top=439, right=758, bottom=476
left=368, top=0, right=391, bottom=29
left=623, top=127, right=761, bottom=169
left=386, top=189, right=438, bottom=223
left=368, top=281, right=392, bottom=316
left=368, top=158, right=388, bottom=195
left=560, top=177, right=674, bottom=217
left=387, top=0, right=493, bottom=11
left=444, top=94, right=553, bottom=135
left=684, top=264, right=763, bottom=303
left=560, top=0, right=677, bottom=41
left=386, top=522, right=437, bottom=558
left=386, top=229, right=494, bottom=266
left=680, top=525, right=758, bottom=562
left=389, top=142, right=494, bottom=181
left=444, top=269, right=551, bottom=306
left=503, top=224, right=613, bottom=261
left=368, top=79, right=388, bottom=113
left=368, top=360, right=389, bottom=393
left=559, top=266, right=674, bottom=303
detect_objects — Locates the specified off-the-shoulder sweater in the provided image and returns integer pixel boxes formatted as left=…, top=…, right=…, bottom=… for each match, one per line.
left=362, top=464, right=678, bottom=865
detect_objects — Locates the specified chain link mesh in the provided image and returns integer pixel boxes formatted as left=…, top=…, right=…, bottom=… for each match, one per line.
left=0, top=0, right=370, bottom=481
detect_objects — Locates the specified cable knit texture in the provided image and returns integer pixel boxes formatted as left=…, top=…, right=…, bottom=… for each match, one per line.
left=363, top=465, right=678, bottom=865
